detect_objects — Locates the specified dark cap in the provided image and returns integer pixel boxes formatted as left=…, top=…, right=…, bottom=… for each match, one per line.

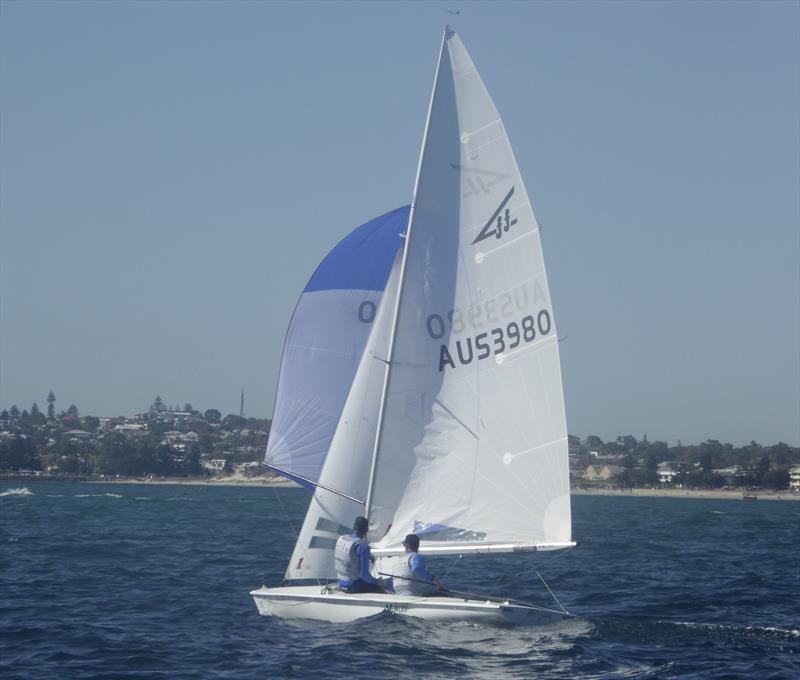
left=353, top=516, right=369, bottom=536
left=403, top=534, right=420, bottom=551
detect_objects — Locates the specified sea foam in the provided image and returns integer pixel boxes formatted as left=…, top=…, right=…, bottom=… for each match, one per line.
left=0, top=487, right=33, bottom=497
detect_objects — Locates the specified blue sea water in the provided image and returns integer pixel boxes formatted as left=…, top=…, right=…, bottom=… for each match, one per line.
left=1, top=482, right=798, bottom=679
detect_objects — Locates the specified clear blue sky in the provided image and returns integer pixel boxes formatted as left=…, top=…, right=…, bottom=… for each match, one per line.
left=1, top=0, right=798, bottom=446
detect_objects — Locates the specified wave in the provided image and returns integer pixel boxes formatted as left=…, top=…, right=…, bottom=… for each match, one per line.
left=74, top=493, right=124, bottom=499
left=0, top=487, right=33, bottom=497
left=668, top=620, right=799, bottom=640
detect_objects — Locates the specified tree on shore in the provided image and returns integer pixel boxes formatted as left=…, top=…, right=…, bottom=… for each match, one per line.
left=0, top=435, right=39, bottom=471
left=30, top=403, right=46, bottom=425
left=47, top=391, right=56, bottom=420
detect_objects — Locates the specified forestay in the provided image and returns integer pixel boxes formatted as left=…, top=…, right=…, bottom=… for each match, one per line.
left=265, top=207, right=407, bottom=488
left=367, top=31, right=572, bottom=555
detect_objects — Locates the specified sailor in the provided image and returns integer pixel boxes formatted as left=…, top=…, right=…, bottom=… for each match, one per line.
left=392, top=534, right=443, bottom=596
left=334, top=516, right=383, bottom=593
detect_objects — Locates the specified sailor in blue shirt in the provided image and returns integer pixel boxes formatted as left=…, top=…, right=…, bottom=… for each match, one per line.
left=392, top=534, right=443, bottom=596
left=334, top=516, right=384, bottom=594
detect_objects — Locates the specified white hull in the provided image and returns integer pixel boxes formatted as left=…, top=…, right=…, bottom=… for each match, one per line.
left=250, top=585, right=566, bottom=624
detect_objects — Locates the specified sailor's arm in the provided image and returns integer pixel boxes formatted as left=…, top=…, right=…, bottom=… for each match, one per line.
left=355, top=543, right=378, bottom=584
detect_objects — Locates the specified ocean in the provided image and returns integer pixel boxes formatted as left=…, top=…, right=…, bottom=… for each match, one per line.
left=1, top=482, right=797, bottom=679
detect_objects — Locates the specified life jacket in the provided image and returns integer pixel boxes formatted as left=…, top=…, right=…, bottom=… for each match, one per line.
left=334, top=533, right=365, bottom=583
left=391, top=554, right=417, bottom=596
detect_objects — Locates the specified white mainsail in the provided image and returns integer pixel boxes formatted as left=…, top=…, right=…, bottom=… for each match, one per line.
left=366, top=31, right=572, bottom=555
left=253, top=29, right=575, bottom=624
left=278, top=28, right=572, bottom=585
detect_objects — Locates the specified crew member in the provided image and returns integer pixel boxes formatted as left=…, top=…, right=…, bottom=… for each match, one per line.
left=392, top=533, right=443, bottom=596
left=334, top=516, right=383, bottom=593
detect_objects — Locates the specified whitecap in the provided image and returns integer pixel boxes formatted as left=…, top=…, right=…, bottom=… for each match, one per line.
left=75, top=493, right=123, bottom=498
left=668, top=620, right=799, bottom=639
left=757, top=626, right=800, bottom=638
left=0, top=487, right=33, bottom=497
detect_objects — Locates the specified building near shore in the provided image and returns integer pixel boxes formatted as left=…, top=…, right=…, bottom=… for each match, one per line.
left=584, top=464, right=624, bottom=482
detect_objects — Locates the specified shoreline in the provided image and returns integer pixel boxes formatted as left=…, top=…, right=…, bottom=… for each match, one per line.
left=2, top=475, right=798, bottom=499
left=84, top=475, right=298, bottom=488
left=572, top=487, right=800, bottom=501
left=0, top=474, right=297, bottom=488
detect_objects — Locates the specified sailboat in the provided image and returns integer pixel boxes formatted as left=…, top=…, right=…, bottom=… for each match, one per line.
left=251, top=28, right=574, bottom=623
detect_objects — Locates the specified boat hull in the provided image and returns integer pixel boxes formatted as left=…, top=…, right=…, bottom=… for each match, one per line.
left=250, top=585, right=565, bottom=624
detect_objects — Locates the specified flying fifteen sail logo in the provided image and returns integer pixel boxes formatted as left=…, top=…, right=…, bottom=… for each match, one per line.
left=451, top=164, right=510, bottom=198
left=472, top=187, right=517, bottom=245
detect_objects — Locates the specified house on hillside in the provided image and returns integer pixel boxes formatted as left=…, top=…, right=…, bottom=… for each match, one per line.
left=657, top=466, right=678, bottom=486
left=790, top=466, right=800, bottom=492
left=584, top=464, right=624, bottom=481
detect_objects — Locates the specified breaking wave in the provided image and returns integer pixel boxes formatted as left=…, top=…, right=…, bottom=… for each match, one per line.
left=0, top=487, right=33, bottom=497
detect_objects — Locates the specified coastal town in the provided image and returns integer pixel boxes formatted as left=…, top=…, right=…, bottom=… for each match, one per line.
left=0, top=394, right=269, bottom=480
left=1, top=393, right=799, bottom=494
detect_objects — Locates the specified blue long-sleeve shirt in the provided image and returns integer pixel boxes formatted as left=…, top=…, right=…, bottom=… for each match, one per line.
left=409, top=553, right=435, bottom=583
left=354, top=541, right=378, bottom=585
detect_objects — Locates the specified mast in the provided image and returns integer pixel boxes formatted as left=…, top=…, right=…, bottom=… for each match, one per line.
left=364, top=28, right=451, bottom=521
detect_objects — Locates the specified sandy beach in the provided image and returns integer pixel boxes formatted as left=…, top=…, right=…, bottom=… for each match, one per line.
left=83, top=474, right=297, bottom=488
left=7, top=475, right=797, bottom=500
left=572, top=487, right=800, bottom=501
left=100, top=478, right=799, bottom=501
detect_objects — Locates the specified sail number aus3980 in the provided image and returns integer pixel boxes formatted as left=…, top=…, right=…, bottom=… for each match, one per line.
left=436, top=310, right=552, bottom=372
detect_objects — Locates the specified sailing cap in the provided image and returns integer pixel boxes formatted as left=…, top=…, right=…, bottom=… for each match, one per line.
left=353, top=516, right=369, bottom=535
left=403, top=534, right=420, bottom=551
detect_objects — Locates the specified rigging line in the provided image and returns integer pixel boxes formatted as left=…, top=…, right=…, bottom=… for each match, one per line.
left=440, top=553, right=463, bottom=581
left=377, top=573, right=573, bottom=616
left=536, top=569, right=568, bottom=615
left=489, top=559, right=514, bottom=590
left=434, top=398, right=479, bottom=439
left=272, top=486, right=299, bottom=586
left=265, top=463, right=365, bottom=505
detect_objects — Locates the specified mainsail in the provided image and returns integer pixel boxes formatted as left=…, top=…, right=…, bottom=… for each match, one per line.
left=265, top=206, right=407, bottom=488
left=366, top=31, right=572, bottom=555
left=276, top=29, right=572, bottom=584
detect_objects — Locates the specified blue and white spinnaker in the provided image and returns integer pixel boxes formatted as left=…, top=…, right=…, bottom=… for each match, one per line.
left=265, top=206, right=408, bottom=489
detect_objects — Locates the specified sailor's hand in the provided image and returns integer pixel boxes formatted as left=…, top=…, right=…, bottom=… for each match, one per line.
left=433, top=577, right=443, bottom=590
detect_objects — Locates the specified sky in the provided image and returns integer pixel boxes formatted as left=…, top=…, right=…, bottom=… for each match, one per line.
left=1, top=0, right=798, bottom=447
